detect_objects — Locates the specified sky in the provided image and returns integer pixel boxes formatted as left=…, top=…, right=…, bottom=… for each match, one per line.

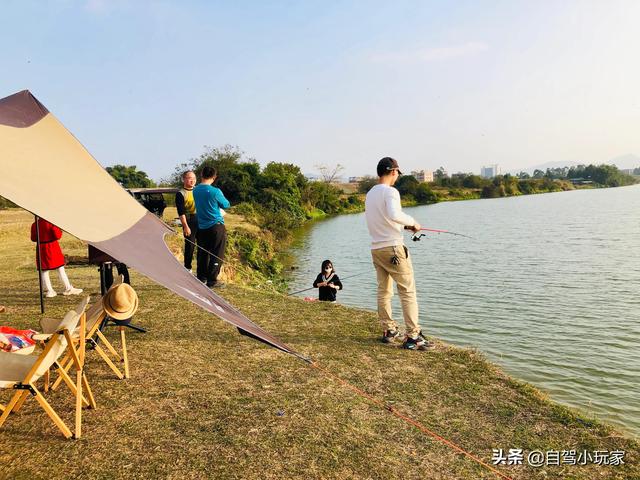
left=2, top=0, right=640, bottom=181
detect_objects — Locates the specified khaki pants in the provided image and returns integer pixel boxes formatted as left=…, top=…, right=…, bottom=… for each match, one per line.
left=371, top=245, right=420, bottom=338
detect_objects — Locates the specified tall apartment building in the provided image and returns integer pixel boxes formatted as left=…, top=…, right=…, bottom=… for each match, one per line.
left=480, top=164, right=500, bottom=178
left=410, top=169, right=434, bottom=183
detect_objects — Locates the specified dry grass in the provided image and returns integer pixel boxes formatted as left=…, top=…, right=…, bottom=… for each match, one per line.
left=0, top=208, right=638, bottom=480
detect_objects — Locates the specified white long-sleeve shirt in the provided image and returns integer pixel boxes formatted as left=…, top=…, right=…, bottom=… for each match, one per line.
left=365, top=184, right=416, bottom=249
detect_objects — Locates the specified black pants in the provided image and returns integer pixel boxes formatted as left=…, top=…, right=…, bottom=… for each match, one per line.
left=183, top=214, right=198, bottom=270
left=196, top=224, right=226, bottom=286
left=102, top=262, right=130, bottom=292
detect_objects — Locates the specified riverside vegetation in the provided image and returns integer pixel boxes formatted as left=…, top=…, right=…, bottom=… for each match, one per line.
left=0, top=208, right=638, bottom=479
left=3, top=147, right=636, bottom=286
left=155, top=146, right=638, bottom=285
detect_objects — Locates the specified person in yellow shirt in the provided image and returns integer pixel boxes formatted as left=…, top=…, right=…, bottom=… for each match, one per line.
left=175, top=170, right=198, bottom=272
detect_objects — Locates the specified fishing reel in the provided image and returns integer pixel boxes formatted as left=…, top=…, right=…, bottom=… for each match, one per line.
left=411, top=233, right=426, bottom=242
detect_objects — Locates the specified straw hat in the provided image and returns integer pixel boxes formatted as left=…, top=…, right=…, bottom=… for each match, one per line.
left=103, top=283, right=139, bottom=320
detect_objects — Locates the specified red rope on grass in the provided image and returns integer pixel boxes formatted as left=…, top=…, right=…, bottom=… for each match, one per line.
left=310, top=361, right=514, bottom=480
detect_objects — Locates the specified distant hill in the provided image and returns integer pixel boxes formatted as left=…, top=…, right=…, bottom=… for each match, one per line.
left=510, top=161, right=580, bottom=175
left=513, top=154, right=640, bottom=175
left=609, top=154, right=640, bottom=169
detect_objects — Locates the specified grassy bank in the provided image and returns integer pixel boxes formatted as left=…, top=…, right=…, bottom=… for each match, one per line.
left=0, top=209, right=638, bottom=480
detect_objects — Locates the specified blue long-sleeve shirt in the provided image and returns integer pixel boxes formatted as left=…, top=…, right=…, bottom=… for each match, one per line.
left=193, top=184, right=230, bottom=229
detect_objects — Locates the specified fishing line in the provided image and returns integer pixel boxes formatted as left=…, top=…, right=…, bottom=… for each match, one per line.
left=169, top=217, right=506, bottom=478
left=307, top=361, right=514, bottom=480
left=166, top=226, right=227, bottom=266
left=287, top=271, right=371, bottom=296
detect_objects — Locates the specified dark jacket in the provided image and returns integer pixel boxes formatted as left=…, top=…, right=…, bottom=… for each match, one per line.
left=313, top=273, right=343, bottom=302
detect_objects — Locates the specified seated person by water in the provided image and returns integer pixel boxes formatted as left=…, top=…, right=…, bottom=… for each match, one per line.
left=312, top=259, right=343, bottom=302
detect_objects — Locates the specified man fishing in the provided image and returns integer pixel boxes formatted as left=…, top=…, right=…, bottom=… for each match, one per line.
left=364, top=157, right=434, bottom=351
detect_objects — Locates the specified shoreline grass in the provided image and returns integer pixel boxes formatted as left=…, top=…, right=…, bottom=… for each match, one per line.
left=0, top=209, right=638, bottom=480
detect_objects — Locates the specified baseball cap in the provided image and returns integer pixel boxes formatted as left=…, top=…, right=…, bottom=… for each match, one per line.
left=377, top=157, right=403, bottom=176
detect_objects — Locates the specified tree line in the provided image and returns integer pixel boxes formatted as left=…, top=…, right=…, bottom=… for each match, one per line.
left=357, top=163, right=638, bottom=203
left=165, top=145, right=362, bottom=237
left=516, top=164, right=637, bottom=187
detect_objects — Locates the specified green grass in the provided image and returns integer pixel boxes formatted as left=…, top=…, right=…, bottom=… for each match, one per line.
left=0, top=208, right=638, bottom=480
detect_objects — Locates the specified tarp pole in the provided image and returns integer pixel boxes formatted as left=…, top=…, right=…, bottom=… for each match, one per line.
left=34, top=215, right=44, bottom=314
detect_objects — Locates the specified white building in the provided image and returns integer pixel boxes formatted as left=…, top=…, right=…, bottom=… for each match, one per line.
left=480, top=164, right=500, bottom=178
left=410, top=169, right=434, bottom=182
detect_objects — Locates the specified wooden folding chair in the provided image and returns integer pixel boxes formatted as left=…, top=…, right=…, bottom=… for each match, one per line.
left=46, top=297, right=128, bottom=384
left=0, top=307, right=88, bottom=438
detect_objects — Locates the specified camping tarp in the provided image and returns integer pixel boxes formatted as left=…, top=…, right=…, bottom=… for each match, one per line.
left=0, top=90, right=298, bottom=358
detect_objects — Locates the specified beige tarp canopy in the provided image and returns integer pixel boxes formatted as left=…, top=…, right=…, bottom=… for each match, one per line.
left=0, top=90, right=299, bottom=358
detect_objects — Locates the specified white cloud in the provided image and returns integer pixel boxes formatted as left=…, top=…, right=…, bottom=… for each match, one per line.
left=371, top=42, right=489, bottom=64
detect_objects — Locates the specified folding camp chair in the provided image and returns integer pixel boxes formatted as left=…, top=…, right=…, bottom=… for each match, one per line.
left=0, top=306, right=88, bottom=438
left=46, top=297, right=127, bottom=384
left=94, top=275, right=138, bottom=379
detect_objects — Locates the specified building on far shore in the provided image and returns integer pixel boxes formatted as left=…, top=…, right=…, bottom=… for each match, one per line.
left=348, top=176, right=364, bottom=183
left=410, top=169, right=434, bottom=183
left=481, top=164, right=500, bottom=178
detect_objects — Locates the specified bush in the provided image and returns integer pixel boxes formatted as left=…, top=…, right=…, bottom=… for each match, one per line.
left=395, top=175, right=419, bottom=197
left=413, top=184, right=435, bottom=203
left=357, top=176, right=378, bottom=193
left=302, top=181, right=343, bottom=214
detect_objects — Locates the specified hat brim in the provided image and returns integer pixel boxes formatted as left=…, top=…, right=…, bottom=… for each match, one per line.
left=102, top=286, right=139, bottom=320
left=104, top=295, right=138, bottom=320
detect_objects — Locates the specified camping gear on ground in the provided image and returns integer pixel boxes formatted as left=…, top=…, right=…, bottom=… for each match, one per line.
left=0, top=302, right=91, bottom=439
left=49, top=288, right=133, bottom=385
left=100, top=282, right=140, bottom=378
left=0, top=90, right=300, bottom=360
left=0, top=326, right=37, bottom=353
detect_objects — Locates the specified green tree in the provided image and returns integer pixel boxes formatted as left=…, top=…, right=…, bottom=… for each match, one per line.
left=106, top=165, right=155, bottom=188
left=357, top=176, right=378, bottom=193
left=462, top=175, right=485, bottom=188
left=415, top=183, right=438, bottom=203
left=302, top=181, right=343, bottom=214
left=395, top=175, right=419, bottom=198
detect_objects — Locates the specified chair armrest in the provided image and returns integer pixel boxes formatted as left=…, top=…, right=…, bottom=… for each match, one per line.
left=32, top=333, right=53, bottom=341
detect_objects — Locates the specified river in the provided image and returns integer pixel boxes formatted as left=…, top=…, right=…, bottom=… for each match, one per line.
left=286, top=186, right=640, bottom=438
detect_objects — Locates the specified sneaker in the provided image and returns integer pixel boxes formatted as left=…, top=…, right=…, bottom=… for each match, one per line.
left=403, top=332, right=435, bottom=351
left=45, top=290, right=57, bottom=298
left=211, top=282, right=226, bottom=289
left=381, top=329, right=401, bottom=344
left=63, top=287, right=83, bottom=296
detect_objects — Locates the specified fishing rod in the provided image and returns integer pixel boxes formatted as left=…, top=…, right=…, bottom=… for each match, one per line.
left=404, top=226, right=473, bottom=241
left=287, top=271, right=371, bottom=296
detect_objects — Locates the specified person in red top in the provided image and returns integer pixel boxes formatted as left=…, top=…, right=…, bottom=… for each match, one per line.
left=31, top=218, right=82, bottom=298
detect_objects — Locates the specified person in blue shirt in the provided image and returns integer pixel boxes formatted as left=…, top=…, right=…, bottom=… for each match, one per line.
left=193, top=166, right=230, bottom=288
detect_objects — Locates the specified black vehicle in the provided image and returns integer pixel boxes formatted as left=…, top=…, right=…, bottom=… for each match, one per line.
left=126, top=188, right=177, bottom=217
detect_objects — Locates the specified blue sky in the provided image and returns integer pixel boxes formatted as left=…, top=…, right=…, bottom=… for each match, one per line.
left=3, top=0, right=640, bottom=180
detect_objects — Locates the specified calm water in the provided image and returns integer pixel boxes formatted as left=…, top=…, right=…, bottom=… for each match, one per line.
left=286, top=186, right=640, bottom=437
